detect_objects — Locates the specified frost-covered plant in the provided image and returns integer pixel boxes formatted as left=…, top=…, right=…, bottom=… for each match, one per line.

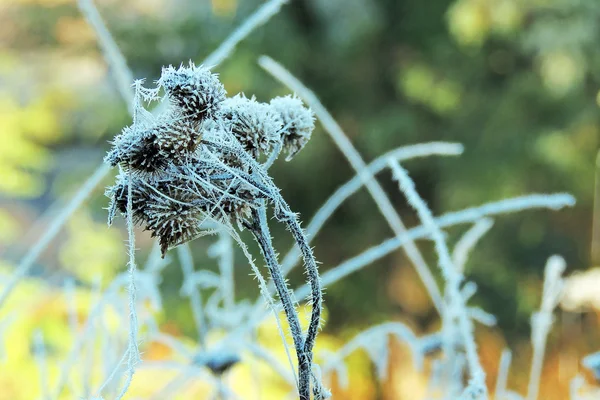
left=103, top=62, right=324, bottom=399
left=2, top=0, right=598, bottom=399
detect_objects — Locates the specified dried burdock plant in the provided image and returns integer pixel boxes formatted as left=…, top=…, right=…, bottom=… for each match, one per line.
left=105, top=62, right=324, bottom=399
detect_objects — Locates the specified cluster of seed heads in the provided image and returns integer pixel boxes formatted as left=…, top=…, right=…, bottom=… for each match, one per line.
left=105, top=62, right=315, bottom=256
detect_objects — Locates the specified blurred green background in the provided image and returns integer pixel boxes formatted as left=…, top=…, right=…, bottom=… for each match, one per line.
left=0, top=0, right=598, bottom=398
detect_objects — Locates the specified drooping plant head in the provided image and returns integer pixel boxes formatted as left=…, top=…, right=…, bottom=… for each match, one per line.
left=104, top=62, right=316, bottom=256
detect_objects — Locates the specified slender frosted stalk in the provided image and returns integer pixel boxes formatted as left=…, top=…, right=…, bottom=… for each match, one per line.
left=203, top=0, right=289, bottom=67
left=114, top=175, right=141, bottom=400
left=177, top=244, right=207, bottom=347
left=78, top=0, right=134, bottom=110
left=495, top=349, right=512, bottom=400
left=259, top=55, right=444, bottom=315
left=276, top=206, right=323, bottom=396
left=527, top=256, right=566, bottom=400
left=0, top=163, right=110, bottom=310
left=389, top=159, right=487, bottom=397
left=452, top=218, right=494, bottom=274
left=246, top=206, right=308, bottom=399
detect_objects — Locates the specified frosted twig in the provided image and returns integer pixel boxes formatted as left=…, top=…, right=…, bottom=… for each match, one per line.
left=114, top=175, right=141, bottom=400
left=77, top=0, right=134, bottom=109
left=388, top=159, right=487, bottom=398
left=259, top=55, right=444, bottom=315
left=452, top=218, right=494, bottom=274
left=527, top=255, right=566, bottom=400
left=0, top=162, right=110, bottom=310
left=203, top=0, right=289, bottom=67
left=177, top=244, right=207, bottom=347
left=245, top=205, right=308, bottom=398
left=228, top=192, right=575, bottom=345
left=274, top=205, right=324, bottom=397
left=495, top=349, right=512, bottom=400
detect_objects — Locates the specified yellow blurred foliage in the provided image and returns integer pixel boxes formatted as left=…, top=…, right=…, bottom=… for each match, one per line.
left=398, top=64, right=462, bottom=115
left=448, top=0, right=522, bottom=47
left=0, top=89, right=72, bottom=197
left=212, top=0, right=237, bottom=17
left=539, top=50, right=584, bottom=96
left=59, top=211, right=125, bottom=284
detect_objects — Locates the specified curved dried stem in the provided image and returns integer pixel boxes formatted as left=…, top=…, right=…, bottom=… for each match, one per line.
left=244, top=205, right=310, bottom=399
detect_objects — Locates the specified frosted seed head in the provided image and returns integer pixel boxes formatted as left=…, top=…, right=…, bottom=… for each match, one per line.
left=158, top=62, right=226, bottom=122
left=153, top=117, right=201, bottom=165
left=269, top=95, right=315, bottom=161
left=104, top=123, right=169, bottom=177
left=220, top=94, right=283, bottom=158
left=105, top=175, right=152, bottom=226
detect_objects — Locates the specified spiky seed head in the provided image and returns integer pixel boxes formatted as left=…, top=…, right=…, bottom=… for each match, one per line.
left=153, top=117, right=201, bottom=164
left=220, top=94, right=283, bottom=158
left=105, top=125, right=169, bottom=177
left=269, top=95, right=315, bottom=161
left=105, top=115, right=202, bottom=176
left=158, top=63, right=226, bottom=122
left=105, top=175, right=153, bottom=226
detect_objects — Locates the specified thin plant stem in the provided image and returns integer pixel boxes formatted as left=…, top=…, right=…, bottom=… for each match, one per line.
left=245, top=205, right=310, bottom=400
left=495, top=349, right=512, bottom=400
left=227, top=227, right=298, bottom=391
left=452, top=218, right=494, bottom=274
left=527, top=256, right=566, bottom=400
left=114, top=174, right=141, bottom=400
left=276, top=207, right=322, bottom=385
